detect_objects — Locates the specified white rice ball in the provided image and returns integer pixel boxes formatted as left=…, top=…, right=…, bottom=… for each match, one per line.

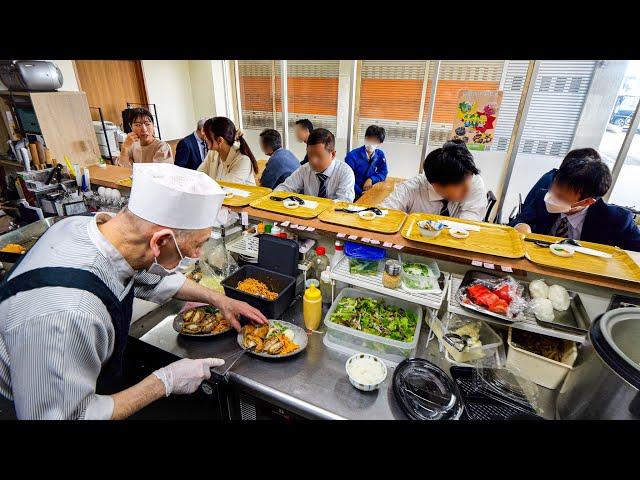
left=549, top=284, right=570, bottom=311
left=530, top=297, right=555, bottom=322
left=529, top=279, right=550, bottom=299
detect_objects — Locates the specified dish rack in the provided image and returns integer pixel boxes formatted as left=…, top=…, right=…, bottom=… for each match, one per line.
left=447, top=274, right=587, bottom=344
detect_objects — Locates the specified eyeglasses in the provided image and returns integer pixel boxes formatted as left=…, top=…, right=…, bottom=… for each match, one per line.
left=132, top=122, right=153, bottom=128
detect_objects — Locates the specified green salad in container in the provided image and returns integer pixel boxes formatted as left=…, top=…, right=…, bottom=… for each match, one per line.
left=401, top=262, right=438, bottom=290
left=329, top=297, right=418, bottom=342
left=348, top=258, right=380, bottom=276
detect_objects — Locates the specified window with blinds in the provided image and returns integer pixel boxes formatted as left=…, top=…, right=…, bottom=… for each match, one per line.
left=357, top=60, right=429, bottom=143
left=494, top=60, right=596, bottom=155
left=424, top=61, right=505, bottom=146
left=237, top=60, right=282, bottom=131
left=287, top=60, right=340, bottom=134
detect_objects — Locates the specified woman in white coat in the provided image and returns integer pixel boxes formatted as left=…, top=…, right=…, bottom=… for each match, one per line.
left=198, top=117, right=258, bottom=185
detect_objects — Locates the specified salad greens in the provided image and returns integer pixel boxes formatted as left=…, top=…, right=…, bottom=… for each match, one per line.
left=401, top=262, right=437, bottom=290
left=330, top=297, right=418, bottom=342
left=349, top=258, right=380, bottom=276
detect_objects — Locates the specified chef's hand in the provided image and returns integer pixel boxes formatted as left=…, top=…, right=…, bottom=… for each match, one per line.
left=153, top=358, right=224, bottom=396
left=122, top=132, right=139, bottom=149
left=363, top=178, right=373, bottom=191
left=514, top=223, right=532, bottom=234
left=217, top=296, right=268, bottom=332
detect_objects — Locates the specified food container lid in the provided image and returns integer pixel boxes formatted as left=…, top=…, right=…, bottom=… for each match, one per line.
left=591, top=307, right=640, bottom=390
left=316, top=246, right=326, bottom=256
left=384, top=259, right=401, bottom=276
left=392, top=358, right=464, bottom=420
left=344, top=241, right=386, bottom=261
left=472, top=366, right=540, bottom=414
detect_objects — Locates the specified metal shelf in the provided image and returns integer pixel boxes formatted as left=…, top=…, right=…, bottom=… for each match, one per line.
left=448, top=274, right=587, bottom=344
left=329, top=255, right=449, bottom=311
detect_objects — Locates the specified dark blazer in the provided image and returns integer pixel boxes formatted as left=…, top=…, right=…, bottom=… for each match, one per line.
left=175, top=133, right=204, bottom=170
left=510, top=189, right=640, bottom=252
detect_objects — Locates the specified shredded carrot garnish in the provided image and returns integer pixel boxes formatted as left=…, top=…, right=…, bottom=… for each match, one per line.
left=277, top=334, right=299, bottom=355
left=237, top=278, right=278, bottom=300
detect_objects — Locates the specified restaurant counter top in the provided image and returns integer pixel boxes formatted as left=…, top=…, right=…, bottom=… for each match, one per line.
left=131, top=297, right=558, bottom=420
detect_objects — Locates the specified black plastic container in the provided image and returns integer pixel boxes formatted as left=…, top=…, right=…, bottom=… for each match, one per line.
left=221, top=265, right=295, bottom=319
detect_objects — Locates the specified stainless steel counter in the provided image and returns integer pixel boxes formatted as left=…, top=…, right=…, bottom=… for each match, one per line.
left=132, top=297, right=557, bottom=420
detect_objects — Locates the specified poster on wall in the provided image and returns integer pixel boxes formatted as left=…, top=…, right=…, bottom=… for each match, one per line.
left=450, top=90, right=503, bottom=151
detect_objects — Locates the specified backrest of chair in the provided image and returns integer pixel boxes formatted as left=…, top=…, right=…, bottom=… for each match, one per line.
left=484, top=190, right=497, bottom=223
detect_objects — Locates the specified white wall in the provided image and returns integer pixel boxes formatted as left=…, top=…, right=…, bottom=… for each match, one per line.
left=188, top=60, right=217, bottom=122
left=141, top=60, right=196, bottom=140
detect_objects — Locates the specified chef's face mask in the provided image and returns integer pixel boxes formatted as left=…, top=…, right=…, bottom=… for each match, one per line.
left=544, top=192, right=593, bottom=215
left=147, top=232, right=198, bottom=277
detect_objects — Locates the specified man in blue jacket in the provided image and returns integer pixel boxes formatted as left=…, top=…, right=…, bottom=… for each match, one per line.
left=175, top=119, right=208, bottom=170
left=345, top=125, right=389, bottom=198
left=258, top=129, right=300, bottom=189
left=510, top=153, right=640, bottom=252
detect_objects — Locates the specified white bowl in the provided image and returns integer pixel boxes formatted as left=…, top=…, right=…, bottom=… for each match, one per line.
left=358, top=210, right=377, bottom=221
left=346, top=353, right=388, bottom=391
left=224, top=191, right=235, bottom=199
left=283, top=199, right=301, bottom=209
left=417, top=220, right=445, bottom=238
left=550, top=244, right=575, bottom=257
left=449, top=228, right=470, bottom=239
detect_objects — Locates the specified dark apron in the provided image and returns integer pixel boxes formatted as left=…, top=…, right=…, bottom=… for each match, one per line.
left=0, top=215, right=134, bottom=419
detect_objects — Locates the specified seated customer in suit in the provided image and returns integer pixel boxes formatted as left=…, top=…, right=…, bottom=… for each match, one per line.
left=275, top=128, right=355, bottom=202
left=258, top=129, right=300, bottom=189
left=521, top=148, right=600, bottom=213
left=345, top=125, right=389, bottom=198
left=175, top=118, right=208, bottom=170
left=510, top=154, right=640, bottom=251
left=381, top=139, right=487, bottom=220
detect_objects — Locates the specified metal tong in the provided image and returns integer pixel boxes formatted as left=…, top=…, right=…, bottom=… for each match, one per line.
left=443, top=333, right=473, bottom=352
left=269, top=195, right=305, bottom=205
left=211, top=345, right=256, bottom=380
left=334, top=206, right=383, bottom=215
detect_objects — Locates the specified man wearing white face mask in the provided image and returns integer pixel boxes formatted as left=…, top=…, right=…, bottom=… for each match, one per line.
left=0, top=163, right=267, bottom=420
left=510, top=154, right=640, bottom=251
left=345, top=125, right=389, bottom=198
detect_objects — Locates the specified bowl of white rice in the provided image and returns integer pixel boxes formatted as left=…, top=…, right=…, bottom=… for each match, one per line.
left=346, top=353, right=388, bottom=391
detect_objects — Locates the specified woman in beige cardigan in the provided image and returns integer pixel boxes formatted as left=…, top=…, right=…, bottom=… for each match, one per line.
left=198, top=117, right=258, bottom=185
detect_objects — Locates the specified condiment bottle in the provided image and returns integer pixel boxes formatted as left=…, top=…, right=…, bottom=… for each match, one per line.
left=330, top=241, right=347, bottom=294
left=264, top=224, right=273, bottom=234
left=303, top=284, right=323, bottom=331
left=319, top=267, right=333, bottom=305
left=257, top=223, right=265, bottom=234
left=271, top=225, right=282, bottom=236
left=308, top=246, right=329, bottom=284
left=382, top=259, right=402, bottom=289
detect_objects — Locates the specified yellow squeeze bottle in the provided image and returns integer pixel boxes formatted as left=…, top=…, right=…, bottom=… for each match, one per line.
left=303, top=284, right=322, bottom=331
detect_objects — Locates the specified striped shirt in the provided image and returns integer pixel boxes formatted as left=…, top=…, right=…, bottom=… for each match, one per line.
left=274, top=159, right=356, bottom=202
left=0, top=213, right=185, bottom=420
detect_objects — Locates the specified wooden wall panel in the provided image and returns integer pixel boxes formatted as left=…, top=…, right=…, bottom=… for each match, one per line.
left=75, top=60, right=148, bottom=126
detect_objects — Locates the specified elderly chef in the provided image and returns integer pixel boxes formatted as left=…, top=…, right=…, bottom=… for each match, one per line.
left=0, top=163, right=267, bottom=420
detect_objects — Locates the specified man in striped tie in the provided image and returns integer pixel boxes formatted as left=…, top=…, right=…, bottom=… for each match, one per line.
left=275, top=128, right=356, bottom=202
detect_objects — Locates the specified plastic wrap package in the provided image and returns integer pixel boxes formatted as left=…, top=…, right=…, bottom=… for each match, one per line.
left=460, top=275, right=528, bottom=319
left=194, top=236, right=238, bottom=293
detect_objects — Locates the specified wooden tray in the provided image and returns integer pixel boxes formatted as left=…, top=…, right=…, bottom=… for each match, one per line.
left=524, top=233, right=640, bottom=284
left=318, top=202, right=407, bottom=234
left=217, top=181, right=272, bottom=207
left=249, top=191, right=334, bottom=219
left=400, top=213, right=526, bottom=259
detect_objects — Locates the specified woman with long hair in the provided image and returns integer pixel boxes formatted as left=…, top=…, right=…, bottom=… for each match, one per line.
left=198, top=117, right=258, bottom=185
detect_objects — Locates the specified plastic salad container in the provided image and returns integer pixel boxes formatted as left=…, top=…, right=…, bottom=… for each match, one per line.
left=344, top=241, right=386, bottom=276
left=323, top=287, right=423, bottom=364
left=397, top=253, right=441, bottom=292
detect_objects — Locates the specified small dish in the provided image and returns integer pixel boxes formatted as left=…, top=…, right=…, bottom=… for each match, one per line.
left=283, top=199, right=301, bottom=209
left=358, top=210, right=377, bottom=221
left=224, top=191, right=235, bottom=199
left=550, top=243, right=575, bottom=258
left=346, top=353, right=388, bottom=391
left=449, top=228, right=470, bottom=239
left=417, top=220, right=445, bottom=238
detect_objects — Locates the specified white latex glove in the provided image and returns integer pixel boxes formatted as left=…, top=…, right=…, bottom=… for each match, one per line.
left=152, top=358, right=225, bottom=396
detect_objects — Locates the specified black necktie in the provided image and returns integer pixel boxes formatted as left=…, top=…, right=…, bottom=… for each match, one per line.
left=440, top=199, right=450, bottom=217
left=316, top=173, right=328, bottom=198
left=202, top=140, right=208, bottom=160
left=555, top=216, right=570, bottom=238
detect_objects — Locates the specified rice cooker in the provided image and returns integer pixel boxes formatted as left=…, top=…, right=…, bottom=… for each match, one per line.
left=556, top=307, right=640, bottom=420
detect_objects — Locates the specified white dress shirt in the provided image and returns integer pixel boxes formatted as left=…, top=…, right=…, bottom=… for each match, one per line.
left=380, top=174, right=487, bottom=221
left=550, top=206, right=590, bottom=239
left=0, top=214, right=185, bottom=420
left=274, top=159, right=356, bottom=202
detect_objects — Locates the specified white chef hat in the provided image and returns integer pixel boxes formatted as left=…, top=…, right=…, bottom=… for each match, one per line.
left=128, top=163, right=225, bottom=229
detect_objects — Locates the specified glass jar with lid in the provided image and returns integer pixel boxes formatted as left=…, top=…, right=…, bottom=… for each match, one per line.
left=382, top=260, right=402, bottom=289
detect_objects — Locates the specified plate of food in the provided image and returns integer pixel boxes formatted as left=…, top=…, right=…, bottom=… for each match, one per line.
left=238, top=320, right=307, bottom=358
left=173, top=305, right=233, bottom=336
